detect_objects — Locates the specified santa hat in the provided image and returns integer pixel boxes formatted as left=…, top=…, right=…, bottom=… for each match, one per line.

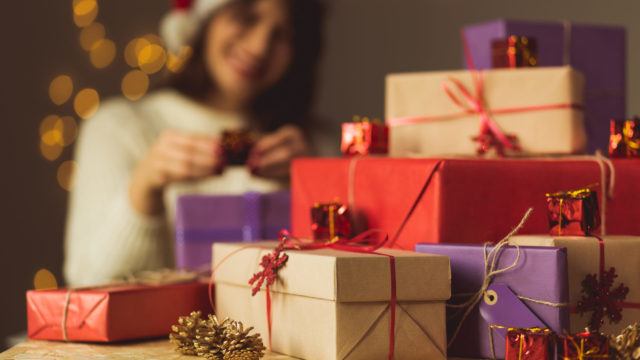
left=160, top=0, right=230, bottom=52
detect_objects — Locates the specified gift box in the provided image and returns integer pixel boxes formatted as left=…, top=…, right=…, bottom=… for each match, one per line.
left=505, top=328, right=554, bottom=360
left=27, top=281, right=211, bottom=342
left=310, top=202, right=352, bottom=241
left=386, top=67, right=586, bottom=157
left=292, top=157, right=640, bottom=251
left=463, top=19, right=626, bottom=154
left=562, top=330, right=611, bottom=359
left=491, top=35, right=538, bottom=68
left=213, top=241, right=451, bottom=360
left=546, top=187, right=601, bottom=236
left=415, top=243, right=569, bottom=359
left=341, top=118, right=389, bottom=156
left=175, top=192, right=290, bottom=270
left=610, top=118, right=640, bottom=158
left=509, top=235, right=640, bottom=335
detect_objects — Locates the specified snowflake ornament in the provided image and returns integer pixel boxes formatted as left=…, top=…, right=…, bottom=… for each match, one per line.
left=577, top=266, right=630, bottom=331
left=248, top=243, right=289, bottom=296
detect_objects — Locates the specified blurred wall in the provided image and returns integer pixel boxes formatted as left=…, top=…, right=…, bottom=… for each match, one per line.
left=1, top=0, right=638, bottom=347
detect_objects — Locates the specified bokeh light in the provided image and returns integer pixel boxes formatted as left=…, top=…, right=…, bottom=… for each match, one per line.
left=74, top=88, right=100, bottom=119
left=33, top=268, right=58, bottom=290
left=125, top=38, right=150, bottom=68
left=89, top=39, right=116, bottom=69
left=73, top=0, right=98, bottom=28
left=39, top=115, right=78, bottom=147
left=40, top=141, right=63, bottom=161
left=79, top=22, right=106, bottom=51
left=49, top=75, right=74, bottom=106
left=167, top=46, right=193, bottom=73
left=122, top=70, right=150, bottom=101
left=138, top=44, right=167, bottom=74
left=57, top=160, right=77, bottom=191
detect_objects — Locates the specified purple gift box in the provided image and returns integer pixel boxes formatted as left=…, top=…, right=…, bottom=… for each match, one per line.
left=463, top=19, right=626, bottom=154
left=175, top=191, right=290, bottom=270
left=415, top=243, right=570, bottom=359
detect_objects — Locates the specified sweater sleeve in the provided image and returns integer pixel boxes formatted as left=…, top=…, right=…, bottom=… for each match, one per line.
left=63, top=100, right=170, bottom=287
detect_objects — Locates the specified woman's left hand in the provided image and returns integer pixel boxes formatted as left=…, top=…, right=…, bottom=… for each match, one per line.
left=249, top=125, right=311, bottom=179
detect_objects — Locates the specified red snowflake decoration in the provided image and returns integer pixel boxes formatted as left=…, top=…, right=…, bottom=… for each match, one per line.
left=248, top=243, right=289, bottom=296
left=576, top=267, right=630, bottom=331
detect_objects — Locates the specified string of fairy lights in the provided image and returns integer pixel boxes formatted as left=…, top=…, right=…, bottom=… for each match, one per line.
left=33, top=0, right=191, bottom=290
left=39, top=0, right=191, bottom=193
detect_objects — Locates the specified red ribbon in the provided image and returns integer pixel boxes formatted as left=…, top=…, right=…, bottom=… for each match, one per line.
left=387, top=32, right=584, bottom=156
left=595, top=236, right=640, bottom=310
left=272, top=230, right=398, bottom=359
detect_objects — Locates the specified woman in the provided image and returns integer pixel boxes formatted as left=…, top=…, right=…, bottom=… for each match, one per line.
left=64, top=0, right=325, bottom=286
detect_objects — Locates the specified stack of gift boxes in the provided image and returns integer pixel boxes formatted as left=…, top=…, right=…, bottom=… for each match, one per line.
left=26, top=18, right=640, bottom=360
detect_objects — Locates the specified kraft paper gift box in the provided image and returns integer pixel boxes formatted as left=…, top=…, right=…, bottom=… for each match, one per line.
left=509, top=235, right=640, bottom=335
left=213, top=242, right=451, bottom=360
left=175, top=191, right=290, bottom=270
left=292, top=157, right=640, bottom=251
left=415, top=243, right=570, bottom=359
left=386, top=66, right=586, bottom=157
left=27, top=281, right=211, bottom=342
left=463, top=19, right=626, bottom=154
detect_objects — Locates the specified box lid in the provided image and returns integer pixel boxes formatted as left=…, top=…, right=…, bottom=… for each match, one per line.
left=213, top=241, right=451, bottom=302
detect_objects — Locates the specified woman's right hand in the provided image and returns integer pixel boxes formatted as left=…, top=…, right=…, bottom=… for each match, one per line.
left=129, top=130, right=220, bottom=216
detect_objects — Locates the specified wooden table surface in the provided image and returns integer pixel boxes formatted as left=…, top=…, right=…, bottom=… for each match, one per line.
left=0, top=340, right=297, bottom=360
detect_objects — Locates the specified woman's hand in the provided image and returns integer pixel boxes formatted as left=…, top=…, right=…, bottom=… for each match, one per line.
left=130, top=130, right=220, bottom=216
left=249, top=125, right=311, bottom=179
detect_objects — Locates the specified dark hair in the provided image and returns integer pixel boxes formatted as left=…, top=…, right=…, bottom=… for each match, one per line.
left=168, top=0, right=326, bottom=132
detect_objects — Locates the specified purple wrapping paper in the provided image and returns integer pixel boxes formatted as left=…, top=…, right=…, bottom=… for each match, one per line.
left=175, top=191, right=290, bottom=270
left=463, top=19, right=626, bottom=154
left=415, top=243, right=570, bottom=359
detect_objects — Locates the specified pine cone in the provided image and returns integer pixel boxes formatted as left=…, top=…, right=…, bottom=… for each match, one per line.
left=169, top=311, right=206, bottom=356
left=611, top=323, right=640, bottom=360
left=194, top=315, right=230, bottom=360
left=220, top=320, right=266, bottom=360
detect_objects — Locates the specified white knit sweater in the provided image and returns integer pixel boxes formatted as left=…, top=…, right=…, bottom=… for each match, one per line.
left=64, top=89, right=286, bottom=287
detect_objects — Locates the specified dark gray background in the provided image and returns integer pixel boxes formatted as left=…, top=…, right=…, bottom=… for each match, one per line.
left=1, top=0, right=637, bottom=347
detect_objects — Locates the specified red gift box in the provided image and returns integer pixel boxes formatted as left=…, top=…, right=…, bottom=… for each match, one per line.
left=546, top=187, right=601, bottom=236
left=27, top=281, right=211, bottom=342
left=341, top=119, right=389, bottom=156
left=505, top=328, right=554, bottom=360
left=310, top=202, right=352, bottom=241
left=291, top=158, right=640, bottom=250
left=563, top=330, right=610, bottom=359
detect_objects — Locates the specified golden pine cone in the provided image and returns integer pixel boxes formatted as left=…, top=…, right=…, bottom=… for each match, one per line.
left=220, top=321, right=266, bottom=360
left=611, top=323, right=640, bottom=360
left=169, top=311, right=206, bottom=356
left=194, top=315, right=231, bottom=360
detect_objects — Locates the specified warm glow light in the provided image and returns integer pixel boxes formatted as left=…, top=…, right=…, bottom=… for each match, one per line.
left=57, top=160, right=77, bottom=191
left=89, top=39, right=116, bottom=69
left=74, top=88, right=100, bottom=119
left=49, top=75, right=74, bottom=106
left=40, top=141, right=63, bottom=161
left=79, top=22, right=106, bottom=51
left=73, top=0, right=98, bottom=27
left=124, top=38, right=150, bottom=68
left=40, top=115, right=78, bottom=147
left=33, top=268, right=58, bottom=290
left=138, top=44, right=167, bottom=74
left=167, top=46, right=193, bottom=73
left=122, top=70, right=150, bottom=101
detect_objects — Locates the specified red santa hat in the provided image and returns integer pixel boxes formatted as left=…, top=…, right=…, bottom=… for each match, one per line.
left=160, top=0, right=230, bottom=52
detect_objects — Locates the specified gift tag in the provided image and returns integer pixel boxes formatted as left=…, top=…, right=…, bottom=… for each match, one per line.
left=479, top=283, right=548, bottom=339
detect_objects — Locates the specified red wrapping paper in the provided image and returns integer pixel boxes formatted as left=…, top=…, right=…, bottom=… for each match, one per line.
left=563, top=330, right=610, bottom=359
left=310, top=202, right=352, bottom=241
left=27, top=281, right=211, bottom=342
left=505, top=328, right=553, bottom=360
left=341, top=121, right=388, bottom=156
left=546, top=188, right=601, bottom=236
left=291, top=158, right=640, bottom=250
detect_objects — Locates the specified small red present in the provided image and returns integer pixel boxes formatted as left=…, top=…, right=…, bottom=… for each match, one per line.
left=341, top=117, right=388, bottom=156
left=609, top=118, right=640, bottom=158
left=505, top=328, right=554, bottom=360
left=491, top=35, right=538, bottom=68
left=546, top=187, right=600, bottom=236
left=310, top=202, right=352, bottom=242
left=218, top=129, right=257, bottom=167
left=27, top=280, right=211, bottom=342
left=563, top=329, right=610, bottom=359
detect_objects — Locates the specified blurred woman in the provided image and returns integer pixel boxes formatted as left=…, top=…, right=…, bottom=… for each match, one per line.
left=64, top=0, right=325, bottom=286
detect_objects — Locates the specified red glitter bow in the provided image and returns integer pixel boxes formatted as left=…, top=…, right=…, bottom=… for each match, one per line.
left=248, top=242, right=289, bottom=297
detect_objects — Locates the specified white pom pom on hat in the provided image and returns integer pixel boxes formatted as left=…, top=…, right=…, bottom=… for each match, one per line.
left=160, top=0, right=230, bottom=52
